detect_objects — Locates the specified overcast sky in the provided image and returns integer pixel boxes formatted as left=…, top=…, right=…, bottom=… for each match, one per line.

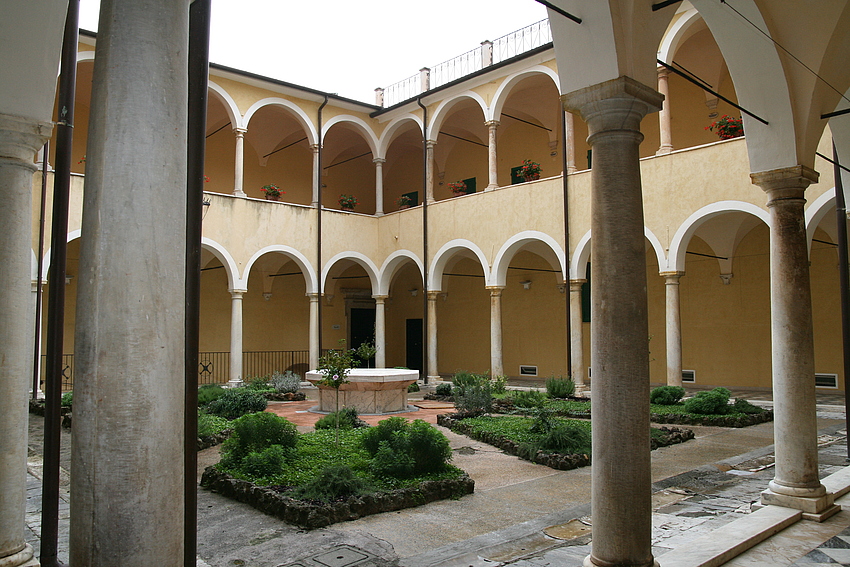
left=78, top=1, right=550, bottom=103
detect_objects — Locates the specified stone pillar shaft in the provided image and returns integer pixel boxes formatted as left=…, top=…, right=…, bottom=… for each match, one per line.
left=427, top=291, right=439, bottom=380
left=662, top=271, right=684, bottom=387
left=656, top=68, right=673, bottom=155
left=563, top=76, right=663, bottom=567
left=229, top=290, right=245, bottom=386
left=486, top=120, right=499, bottom=190
left=425, top=141, right=436, bottom=203
left=374, top=295, right=387, bottom=367
left=70, top=2, right=190, bottom=563
left=566, top=111, right=577, bottom=174
left=0, top=113, right=52, bottom=567
left=311, top=144, right=320, bottom=207
left=308, top=293, right=320, bottom=370
left=373, top=158, right=385, bottom=215
left=233, top=127, right=247, bottom=197
left=569, top=279, right=586, bottom=393
left=753, top=166, right=834, bottom=517
left=487, top=286, right=504, bottom=377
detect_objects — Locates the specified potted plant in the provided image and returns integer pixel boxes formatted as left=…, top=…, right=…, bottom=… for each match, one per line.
left=520, top=160, right=542, bottom=181
left=705, top=115, right=743, bottom=140
left=397, top=194, right=413, bottom=209
left=448, top=181, right=468, bottom=196
left=261, top=183, right=284, bottom=201
left=339, top=194, right=358, bottom=210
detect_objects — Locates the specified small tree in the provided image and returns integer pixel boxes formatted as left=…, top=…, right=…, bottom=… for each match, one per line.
left=317, top=340, right=375, bottom=444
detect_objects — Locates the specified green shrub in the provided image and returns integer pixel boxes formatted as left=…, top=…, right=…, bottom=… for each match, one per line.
left=491, top=375, right=508, bottom=395
left=407, top=419, right=452, bottom=473
left=61, top=391, right=73, bottom=408
left=545, top=376, right=575, bottom=399
left=539, top=423, right=591, bottom=454
left=294, top=465, right=372, bottom=502
left=370, top=438, right=415, bottom=478
left=511, top=389, right=548, bottom=410
left=206, top=387, right=268, bottom=420
left=435, top=383, right=453, bottom=397
left=197, top=412, right=229, bottom=438
left=683, top=387, right=731, bottom=415
left=197, top=384, right=226, bottom=407
left=361, top=416, right=410, bottom=456
left=408, top=382, right=420, bottom=393
left=650, top=385, right=686, bottom=405
left=240, top=445, right=288, bottom=480
left=314, top=407, right=362, bottom=430
left=453, top=371, right=488, bottom=397
left=529, top=407, right=558, bottom=434
left=732, top=398, right=765, bottom=414
left=245, top=375, right=272, bottom=391
left=220, top=411, right=298, bottom=469
left=270, top=370, right=301, bottom=394
left=454, top=382, right=492, bottom=416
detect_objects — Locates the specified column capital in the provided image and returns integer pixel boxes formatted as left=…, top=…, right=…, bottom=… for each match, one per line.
left=485, top=120, right=500, bottom=128
left=751, top=165, right=819, bottom=202
left=372, top=157, right=386, bottom=165
left=426, top=140, right=438, bottom=150
left=0, top=113, right=54, bottom=165
left=485, top=285, right=504, bottom=296
left=233, top=127, right=247, bottom=136
left=228, top=289, right=246, bottom=298
left=426, top=290, right=441, bottom=300
left=372, top=294, right=388, bottom=302
left=306, top=292, right=320, bottom=300
left=660, top=270, right=685, bottom=282
left=657, top=66, right=670, bottom=79
left=569, top=278, right=587, bottom=292
left=561, top=76, right=663, bottom=136
left=310, top=144, right=321, bottom=153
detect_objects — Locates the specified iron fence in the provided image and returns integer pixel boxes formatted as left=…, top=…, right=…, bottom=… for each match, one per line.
left=39, top=354, right=75, bottom=393
left=243, top=350, right=311, bottom=380
left=492, top=19, right=552, bottom=64
left=198, top=351, right=230, bottom=385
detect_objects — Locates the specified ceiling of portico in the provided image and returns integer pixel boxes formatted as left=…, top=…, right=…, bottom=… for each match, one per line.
left=323, top=121, right=373, bottom=169
left=498, top=73, right=561, bottom=140
left=687, top=212, right=763, bottom=274
left=245, top=105, right=311, bottom=167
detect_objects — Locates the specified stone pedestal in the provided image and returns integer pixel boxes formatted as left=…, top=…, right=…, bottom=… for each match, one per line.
left=306, top=368, right=419, bottom=414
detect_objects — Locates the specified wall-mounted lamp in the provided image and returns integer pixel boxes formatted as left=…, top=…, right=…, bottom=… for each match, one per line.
left=263, top=292, right=273, bottom=301
left=409, top=288, right=418, bottom=297
left=520, top=280, right=532, bottom=290
left=557, top=283, right=567, bottom=293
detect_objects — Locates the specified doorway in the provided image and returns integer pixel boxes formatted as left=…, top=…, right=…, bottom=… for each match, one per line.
left=406, top=318, right=423, bottom=376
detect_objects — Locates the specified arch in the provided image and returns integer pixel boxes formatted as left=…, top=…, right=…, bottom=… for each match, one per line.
left=377, top=115, right=424, bottom=158
left=378, top=250, right=424, bottom=296
left=200, top=237, right=241, bottom=291
left=570, top=227, right=670, bottom=277
left=322, top=114, right=380, bottom=157
left=428, top=239, right=490, bottom=291
left=645, top=227, right=667, bottom=271
left=321, top=251, right=380, bottom=296
left=428, top=91, right=490, bottom=141
left=76, top=50, right=96, bottom=63
left=657, top=8, right=703, bottom=64
left=243, top=97, right=318, bottom=146
left=243, top=244, right=317, bottom=294
left=490, top=66, right=562, bottom=121
left=491, top=231, right=566, bottom=287
left=207, top=80, right=242, bottom=130
left=41, top=228, right=82, bottom=282
left=667, top=201, right=770, bottom=273
left=806, top=187, right=836, bottom=254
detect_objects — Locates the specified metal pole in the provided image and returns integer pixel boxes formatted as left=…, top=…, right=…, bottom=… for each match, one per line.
left=317, top=96, right=328, bottom=360
left=186, top=1, right=210, bottom=564
left=33, top=142, right=49, bottom=399
left=418, top=98, right=429, bottom=383
left=562, top=109, right=572, bottom=378
left=832, top=142, right=850, bottom=461
left=40, top=1, right=78, bottom=565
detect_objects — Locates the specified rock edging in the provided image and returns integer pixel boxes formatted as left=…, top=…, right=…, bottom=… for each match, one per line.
left=200, top=466, right=474, bottom=529
left=650, top=410, right=773, bottom=427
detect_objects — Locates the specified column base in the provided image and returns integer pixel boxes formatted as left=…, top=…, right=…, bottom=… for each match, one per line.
left=0, top=544, right=39, bottom=567
left=583, top=554, right=658, bottom=567
left=574, top=383, right=589, bottom=397
left=426, top=375, right=441, bottom=384
left=233, top=190, right=247, bottom=198
left=760, top=487, right=839, bottom=521
left=226, top=378, right=244, bottom=388
left=485, top=184, right=498, bottom=191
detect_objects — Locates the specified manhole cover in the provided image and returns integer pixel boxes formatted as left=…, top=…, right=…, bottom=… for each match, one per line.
left=544, top=518, right=592, bottom=541
left=313, top=545, right=370, bottom=567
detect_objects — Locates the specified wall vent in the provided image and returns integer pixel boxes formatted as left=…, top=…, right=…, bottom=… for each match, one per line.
left=815, top=373, right=838, bottom=389
left=682, top=370, right=695, bottom=383
left=519, top=365, right=538, bottom=376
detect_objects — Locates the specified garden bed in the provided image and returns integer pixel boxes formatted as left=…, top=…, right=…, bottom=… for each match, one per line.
left=200, top=465, right=474, bottom=529
left=438, top=413, right=694, bottom=471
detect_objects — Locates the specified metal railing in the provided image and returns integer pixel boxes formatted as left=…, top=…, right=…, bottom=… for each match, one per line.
left=198, top=351, right=230, bottom=385
left=39, top=354, right=75, bottom=393
left=382, top=19, right=552, bottom=107
left=243, top=350, right=311, bottom=380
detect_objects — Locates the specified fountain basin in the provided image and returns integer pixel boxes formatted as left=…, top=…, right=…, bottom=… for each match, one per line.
left=305, top=368, right=419, bottom=414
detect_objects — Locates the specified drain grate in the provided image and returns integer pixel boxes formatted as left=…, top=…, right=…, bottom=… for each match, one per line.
left=277, top=545, right=376, bottom=567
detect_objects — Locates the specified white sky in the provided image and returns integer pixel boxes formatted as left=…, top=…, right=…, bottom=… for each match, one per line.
left=78, top=1, right=550, bottom=103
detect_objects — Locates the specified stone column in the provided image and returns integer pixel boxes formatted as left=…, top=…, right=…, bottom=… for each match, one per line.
left=427, top=291, right=440, bottom=381
left=374, top=295, right=387, bottom=368
left=656, top=68, right=673, bottom=155
left=485, top=120, right=499, bottom=190
left=31, top=280, right=45, bottom=398
left=425, top=140, right=436, bottom=203
left=228, top=290, right=245, bottom=387
left=0, top=113, right=52, bottom=567
left=373, top=158, right=385, bottom=215
left=753, top=166, right=838, bottom=519
left=662, top=271, right=684, bottom=387
left=563, top=76, right=663, bottom=567
left=486, top=286, right=505, bottom=377
left=311, top=144, right=320, bottom=207
left=70, top=2, right=189, bottom=563
left=565, top=111, right=577, bottom=174
left=308, top=293, right=320, bottom=370
left=233, top=127, right=247, bottom=197
left=569, top=279, right=586, bottom=394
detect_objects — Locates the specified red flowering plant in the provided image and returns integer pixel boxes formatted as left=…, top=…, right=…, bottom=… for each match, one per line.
left=261, top=183, right=283, bottom=197
left=338, top=194, right=358, bottom=209
left=705, top=115, right=744, bottom=140
left=520, top=159, right=542, bottom=179
left=448, top=181, right=468, bottom=195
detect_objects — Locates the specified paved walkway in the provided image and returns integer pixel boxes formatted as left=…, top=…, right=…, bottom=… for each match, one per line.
left=22, top=386, right=850, bottom=566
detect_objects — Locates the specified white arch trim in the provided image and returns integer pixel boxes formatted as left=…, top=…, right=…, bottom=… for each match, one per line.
left=76, top=51, right=96, bottom=63
left=321, top=251, right=380, bottom=295
left=491, top=231, right=566, bottom=287
left=208, top=80, right=243, bottom=130
left=377, top=115, right=425, bottom=158
left=428, top=91, right=490, bottom=142
left=490, top=66, right=562, bottom=121
left=243, top=97, right=318, bottom=146
left=378, top=250, right=424, bottom=296
left=200, top=237, right=241, bottom=291
left=428, top=239, right=491, bottom=291
left=322, top=114, right=380, bottom=157
left=570, top=227, right=669, bottom=276
left=806, top=187, right=836, bottom=254
left=667, top=200, right=770, bottom=272
left=243, top=245, right=318, bottom=294
left=657, top=8, right=702, bottom=63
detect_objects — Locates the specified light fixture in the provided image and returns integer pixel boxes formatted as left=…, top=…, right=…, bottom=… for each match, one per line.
left=263, top=292, right=272, bottom=301
left=409, top=288, right=418, bottom=297
left=520, top=280, right=532, bottom=290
